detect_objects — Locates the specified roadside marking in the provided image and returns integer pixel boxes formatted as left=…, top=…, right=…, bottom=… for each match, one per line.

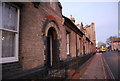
left=100, top=54, right=107, bottom=79
left=102, top=55, right=115, bottom=80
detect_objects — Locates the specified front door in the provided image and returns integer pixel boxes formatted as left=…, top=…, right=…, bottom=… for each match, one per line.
left=46, top=27, right=59, bottom=68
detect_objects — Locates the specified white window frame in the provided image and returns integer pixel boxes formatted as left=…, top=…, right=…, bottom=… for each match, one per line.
left=0, top=2, right=20, bottom=64
left=66, top=32, right=70, bottom=55
left=0, top=2, right=2, bottom=63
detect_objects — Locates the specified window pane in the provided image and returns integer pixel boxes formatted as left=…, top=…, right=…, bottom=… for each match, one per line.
left=66, top=33, right=70, bottom=55
left=0, top=2, right=2, bottom=28
left=2, top=30, right=15, bottom=58
left=2, top=3, right=17, bottom=30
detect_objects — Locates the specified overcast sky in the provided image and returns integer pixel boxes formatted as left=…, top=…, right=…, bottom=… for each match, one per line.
left=60, top=2, right=118, bottom=43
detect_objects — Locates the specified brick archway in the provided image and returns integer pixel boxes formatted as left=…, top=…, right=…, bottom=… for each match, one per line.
left=43, top=20, right=60, bottom=68
left=43, top=20, right=61, bottom=40
left=46, top=27, right=58, bottom=68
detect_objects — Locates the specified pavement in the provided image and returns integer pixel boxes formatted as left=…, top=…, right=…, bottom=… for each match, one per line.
left=66, top=52, right=119, bottom=80
left=79, top=53, right=107, bottom=79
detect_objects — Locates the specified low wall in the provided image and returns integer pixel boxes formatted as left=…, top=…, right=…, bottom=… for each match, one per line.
left=2, top=53, right=96, bottom=79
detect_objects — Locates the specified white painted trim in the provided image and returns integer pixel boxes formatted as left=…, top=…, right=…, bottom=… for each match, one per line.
left=0, top=2, right=2, bottom=29
left=0, top=3, right=20, bottom=64
left=0, top=31, right=2, bottom=63
left=50, top=35, right=52, bottom=66
left=0, top=2, right=2, bottom=63
left=16, top=8, right=20, bottom=63
left=2, top=57, right=18, bottom=63
left=66, top=33, right=70, bottom=55
left=0, top=28, right=18, bottom=33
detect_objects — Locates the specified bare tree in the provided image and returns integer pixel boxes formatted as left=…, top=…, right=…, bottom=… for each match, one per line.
left=97, top=42, right=106, bottom=48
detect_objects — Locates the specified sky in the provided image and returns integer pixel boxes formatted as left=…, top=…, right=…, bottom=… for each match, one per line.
left=118, top=2, right=120, bottom=37
left=60, top=1, right=118, bottom=43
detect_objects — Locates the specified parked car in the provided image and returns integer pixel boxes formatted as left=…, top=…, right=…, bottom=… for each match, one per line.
left=101, top=48, right=106, bottom=53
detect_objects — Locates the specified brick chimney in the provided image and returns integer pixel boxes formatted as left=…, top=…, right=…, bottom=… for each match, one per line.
left=69, top=15, right=75, bottom=23
left=76, top=22, right=84, bottom=30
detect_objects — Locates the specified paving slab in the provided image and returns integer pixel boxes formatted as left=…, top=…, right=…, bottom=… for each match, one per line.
left=79, top=53, right=106, bottom=79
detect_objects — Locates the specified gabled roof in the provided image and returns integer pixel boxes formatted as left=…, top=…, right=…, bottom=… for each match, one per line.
left=62, top=15, right=84, bottom=37
left=112, top=41, right=120, bottom=42
left=86, top=37, right=91, bottom=42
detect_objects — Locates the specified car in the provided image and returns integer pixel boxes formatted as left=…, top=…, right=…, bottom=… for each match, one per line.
left=101, top=48, right=106, bottom=53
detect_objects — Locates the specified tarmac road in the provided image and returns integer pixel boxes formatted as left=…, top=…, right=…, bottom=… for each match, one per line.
left=102, top=51, right=119, bottom=79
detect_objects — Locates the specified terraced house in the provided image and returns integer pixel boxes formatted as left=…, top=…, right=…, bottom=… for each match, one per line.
left=0, top=1, right=96, bottom=79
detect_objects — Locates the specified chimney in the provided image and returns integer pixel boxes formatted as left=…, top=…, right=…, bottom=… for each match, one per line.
left=91, top=22, right=95, bottom=27
left=91, top=22, right=95, bottom=30
left=69, top=15, right=75, bottom=23
left=76, top=22, right=83, bottom=30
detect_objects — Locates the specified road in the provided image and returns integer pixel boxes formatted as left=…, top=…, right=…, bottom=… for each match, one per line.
left=102, top=51, right=119, bottom=79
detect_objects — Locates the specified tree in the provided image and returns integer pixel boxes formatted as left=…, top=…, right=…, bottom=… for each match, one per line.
left=97, top=42, right=106, bottom=48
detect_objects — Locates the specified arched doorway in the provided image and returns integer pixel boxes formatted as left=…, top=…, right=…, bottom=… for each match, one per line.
left=83, top=46, right=85, bottom=55
left=46, top=27, right=59, bottom=68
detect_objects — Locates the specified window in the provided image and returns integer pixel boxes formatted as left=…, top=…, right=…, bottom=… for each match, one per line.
left=79, top=38, right=81, bottom=55
left=0, top=3, right=20, bottom=63
left=66, top=32, right=70, bottom=55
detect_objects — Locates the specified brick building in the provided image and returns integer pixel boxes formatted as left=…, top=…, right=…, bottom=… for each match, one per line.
left=111, top=41, right=120, bottom=51
left=76, top=21, right=96, bottom=55
left=84, top=22, right=96, bottom=54
left=0, top=1, right=96, bottom=79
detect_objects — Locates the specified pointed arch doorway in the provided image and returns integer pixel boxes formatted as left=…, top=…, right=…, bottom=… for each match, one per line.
left=46, top=27, right=59, bottom=68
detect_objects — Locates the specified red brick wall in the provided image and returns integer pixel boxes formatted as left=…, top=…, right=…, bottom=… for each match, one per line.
left=17, top=2, right=96, bottom=71
left=19, top=2, right=65, bottom=70
left=69, top=31, right=77, bottom=57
